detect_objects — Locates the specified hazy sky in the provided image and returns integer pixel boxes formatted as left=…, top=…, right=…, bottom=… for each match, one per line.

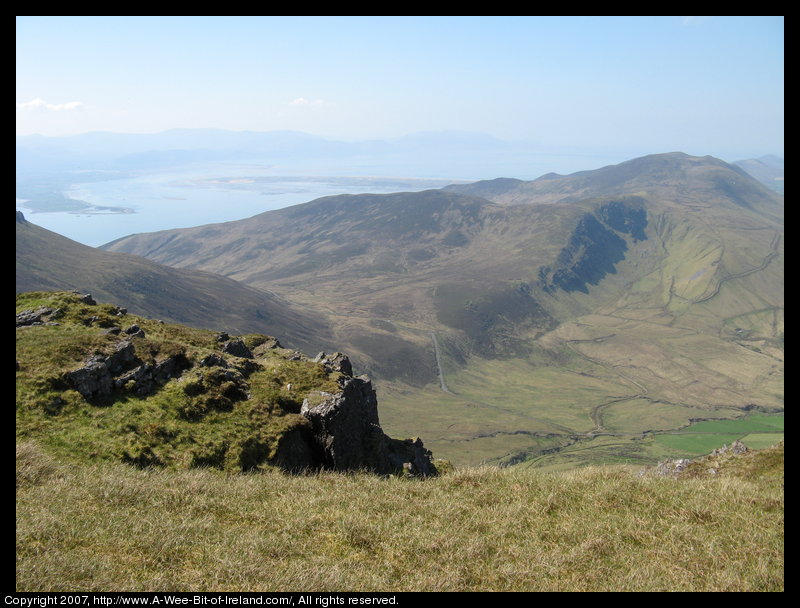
left=16, top=16, right=784, bottom=159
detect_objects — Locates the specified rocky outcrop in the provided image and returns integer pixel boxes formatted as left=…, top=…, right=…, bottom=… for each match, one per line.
left=653, top=440, right=752, bottom=478
left=654, top=458, right=693, bottom=476
left=65, top=339, right=189, bottom=399
left=301, top=372, right=437, bottom=476
left=313, top=351, right=353, bottom=376
left=16, top=307, right=64, bottom=327
left=221, top=338, right=253, bottom=359
left=711, top=439, right=749, bottom=456
left=18, top=291, right=440, bottom=476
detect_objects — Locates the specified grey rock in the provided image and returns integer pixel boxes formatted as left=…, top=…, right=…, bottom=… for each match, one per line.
left=114, top=365, right=154, bottom=394
left=152, top=354, right=190, bottom=384
left=114, top=353, right=190, bottom=396
left=313, top=351, right=354, bottom=377
left=199, top=353, right=230, bottom=368
left=301, top=375, right=437, bottom=476
left=654, top=458, right=692, bottom=476
left=64, top=339, right=186, bottom=399
left=385, top=437, right=438, bottom=477
left=123, top=324, right=145, bottom=338
left=16, top=307, right=57, bottom=327
left=105, top=341, right=138, bottom=374
left=221, top=338, right=253, bottom=359
left=65, top=357, right=114, bottom=399
left=711, top=440, right=749, bottom=456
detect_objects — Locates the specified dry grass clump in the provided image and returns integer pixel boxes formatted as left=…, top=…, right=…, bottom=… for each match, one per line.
left=16, top=444, right=783, bottom=592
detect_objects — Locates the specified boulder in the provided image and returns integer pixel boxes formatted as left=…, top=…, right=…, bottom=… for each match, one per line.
left=16, top=307, right=63, bottom=327
left=221, top=338, right=253, bottom=359
left=65, top=356, right=114, bottom=399
left=123, top=324, right=145, bottom=338
left=313, top=351, right=354, bottom=376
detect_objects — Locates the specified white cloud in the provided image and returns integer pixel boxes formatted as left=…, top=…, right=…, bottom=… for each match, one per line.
left=289, top=97, right=326, bottom=107
left=17, top=98, right=84, bottom=111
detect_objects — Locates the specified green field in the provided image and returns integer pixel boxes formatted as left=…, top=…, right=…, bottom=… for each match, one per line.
left=653, top=414, right=784, bottom=456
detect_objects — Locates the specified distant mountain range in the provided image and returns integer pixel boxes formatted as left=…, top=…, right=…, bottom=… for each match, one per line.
left=93, top=151, right=783, bottom=467
left=734, top=155, right=784, bottom=194
left=15, top=128, right=524, bottom=174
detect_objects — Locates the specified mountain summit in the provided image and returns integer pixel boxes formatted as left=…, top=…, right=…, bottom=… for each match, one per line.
left=446, top=152, right=783, bottom=221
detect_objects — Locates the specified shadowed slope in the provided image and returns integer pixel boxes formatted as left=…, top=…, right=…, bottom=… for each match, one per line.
left=16, top=213, right=333, bottom=354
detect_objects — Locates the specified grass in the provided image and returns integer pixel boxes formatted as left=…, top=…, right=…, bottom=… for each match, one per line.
left=652, top=414, right=784, bottom=457
left=16, top=441, right=783, bottom=592
left=654, top=433, right=746, bottom=455
left=15, top=292, right=784, bottom=590
left=15, top=291, right=340, bottom=473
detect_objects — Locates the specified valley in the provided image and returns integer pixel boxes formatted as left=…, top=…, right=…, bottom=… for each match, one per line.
left=97, top=153, right=784, bottom=468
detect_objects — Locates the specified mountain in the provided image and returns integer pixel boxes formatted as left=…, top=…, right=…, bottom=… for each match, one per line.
left=16, top=128, right=524, bottom=175
left=734, top=155, right=784, bottom=194
left=446, top=151, right=784, bottom=222
left=15, top=129, right=346, bottom=172
left=100, top=153, right=784, bottom=468
left=16, top=212, right=333, bottom=354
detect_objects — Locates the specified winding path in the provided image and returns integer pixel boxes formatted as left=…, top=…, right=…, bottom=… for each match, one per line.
left=430, top=332, right=451, bottom=393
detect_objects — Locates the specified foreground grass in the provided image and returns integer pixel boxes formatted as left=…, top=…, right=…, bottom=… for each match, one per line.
left=17, top=442, right=783, bottom=592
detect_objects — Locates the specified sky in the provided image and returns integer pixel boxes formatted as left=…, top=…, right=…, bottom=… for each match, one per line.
left=16, top=16, right=784, bottom=160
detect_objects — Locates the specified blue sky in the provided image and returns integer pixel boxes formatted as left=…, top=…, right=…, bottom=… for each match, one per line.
left=16, top=16, right=784, bottom=159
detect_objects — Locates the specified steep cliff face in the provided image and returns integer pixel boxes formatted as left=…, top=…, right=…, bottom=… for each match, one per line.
left=538, top=199, right=648, bottom=294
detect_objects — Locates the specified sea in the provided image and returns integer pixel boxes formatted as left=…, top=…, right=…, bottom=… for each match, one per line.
left=16, top=151, right=629, bottom=248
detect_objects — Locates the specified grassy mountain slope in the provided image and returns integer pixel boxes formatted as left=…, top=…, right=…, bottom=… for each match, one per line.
left=98, top=153, right=784, bottom=468
left=15, top=291, right=339, bottom=472
left=16, top=212, right=333, bottom=354
left=17, top=438, right=783, bottom=591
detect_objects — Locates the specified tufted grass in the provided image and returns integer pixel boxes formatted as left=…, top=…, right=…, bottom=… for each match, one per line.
left=16, top=442, right=783, bottom=592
